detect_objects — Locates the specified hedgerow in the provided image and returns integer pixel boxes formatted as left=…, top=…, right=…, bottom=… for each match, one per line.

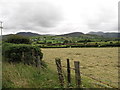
left=3, top=43, right=43, bottom=65
left=5, top=35, right=31, bottom=44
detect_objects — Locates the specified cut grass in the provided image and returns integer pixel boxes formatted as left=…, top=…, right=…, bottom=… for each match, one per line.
left=41, top=47, right=118, bottom=88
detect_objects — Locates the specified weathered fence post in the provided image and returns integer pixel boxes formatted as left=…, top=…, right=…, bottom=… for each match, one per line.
left=36, top=55, right=38, bottom=67
left=74, top=61, right=81, bottom=88
left=32, top=49, right=36, bottom=66
left=21, top=52, right=25, bottom=64
left=55, top=58, right=64, bottom=87
left=36, top=55, right=41, bottom=67
left=67, top=59, right=71, bottom=87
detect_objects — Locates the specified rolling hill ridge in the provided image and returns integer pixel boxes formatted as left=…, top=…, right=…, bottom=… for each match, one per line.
left=3, top=31, right=120, bottom=38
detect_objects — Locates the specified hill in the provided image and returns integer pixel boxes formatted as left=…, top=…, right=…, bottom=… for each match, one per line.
left=57, top=32, right=84, bottom=37
left=87, top=31, right=120, bottom=38
left=3, top=31, right=120, bottom=39
left=16, top=32, right=40, bottom=37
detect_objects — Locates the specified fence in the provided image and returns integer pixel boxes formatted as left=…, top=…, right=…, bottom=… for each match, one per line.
left=45, top=58, right=117, bottom=88
left=21, top=50, right=42, bottom=67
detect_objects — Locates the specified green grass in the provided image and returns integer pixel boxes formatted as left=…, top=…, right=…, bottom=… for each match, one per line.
left=3, top=61, right=98, bottom=88
left=31, top=35, right=120, bottom=48
left=31, top=35, right=119, bottom=43
left=2, top=62, right=60, bottom=88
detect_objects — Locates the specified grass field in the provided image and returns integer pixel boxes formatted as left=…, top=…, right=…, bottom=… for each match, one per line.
left=42, top=47, right=119, bottom=88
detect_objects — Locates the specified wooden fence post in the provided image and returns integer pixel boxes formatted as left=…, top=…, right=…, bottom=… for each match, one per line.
left=74, top=61, right=81, bottom=88
left=55, top=58, right=64, bottom=87
left=67, top=59, right=71, bottom=87
left=36, top=56, right=41, bottom=67
left=21, top=52, right=25, bottom=64
left=32, top=49, right=36, bottom=66
left=36, top=55, right=38, bottom=67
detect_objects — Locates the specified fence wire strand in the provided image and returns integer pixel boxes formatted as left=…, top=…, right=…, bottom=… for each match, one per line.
left=45, top=61, right=117, bottom=88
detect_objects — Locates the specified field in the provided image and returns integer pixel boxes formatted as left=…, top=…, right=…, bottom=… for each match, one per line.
left=2, top=35, right=119, bottom=88
left=30, top=34, right=120, bottom=48
left=42, top=47, right=119, bottom=88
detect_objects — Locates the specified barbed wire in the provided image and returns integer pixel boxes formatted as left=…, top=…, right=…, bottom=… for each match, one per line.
left=45, top=61, right=117, bottom=88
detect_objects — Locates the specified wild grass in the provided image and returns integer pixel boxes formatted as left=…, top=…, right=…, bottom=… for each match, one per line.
left=3, top=61, right=96, bottom=88
left=2, top=62, right=60, bottom=88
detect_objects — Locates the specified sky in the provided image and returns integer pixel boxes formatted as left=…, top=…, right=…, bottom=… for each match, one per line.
left=0, top=0, right=119, bottom=35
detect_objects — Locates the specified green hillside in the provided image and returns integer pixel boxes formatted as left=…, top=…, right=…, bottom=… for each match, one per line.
left=30, top=34, right=119, bottom=48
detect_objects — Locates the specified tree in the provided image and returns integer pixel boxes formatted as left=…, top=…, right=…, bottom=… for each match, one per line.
left=5, top=35, right=31, bottom=44
left=63, top=40, right=69, bottom=44
left=110, top=42, right=113, bottom=44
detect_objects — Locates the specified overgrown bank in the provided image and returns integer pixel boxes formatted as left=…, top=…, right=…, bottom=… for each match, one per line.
left=2, top=62, right=60, bottom=88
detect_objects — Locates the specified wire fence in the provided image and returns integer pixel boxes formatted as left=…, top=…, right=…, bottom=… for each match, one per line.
left=44, top=60, right=118, bottom=88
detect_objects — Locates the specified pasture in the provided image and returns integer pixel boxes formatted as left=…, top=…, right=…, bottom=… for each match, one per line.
left=42, top=47, right=119, bottom=88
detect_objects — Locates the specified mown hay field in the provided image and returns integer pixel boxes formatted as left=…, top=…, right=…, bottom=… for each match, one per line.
left=41, top=47, right=119, bottom=88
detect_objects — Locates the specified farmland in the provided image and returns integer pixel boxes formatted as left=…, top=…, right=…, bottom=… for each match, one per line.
left=2, top=33, right=119, bottom=88
left=31, top=34, right=120, bottom=48
left=42, top=47, right=119, bottom=88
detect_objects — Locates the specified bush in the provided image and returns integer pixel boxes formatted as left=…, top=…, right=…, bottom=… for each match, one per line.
left=5, top=35, right=31, bottom=44
left=3, top=43, right=43, bottom=65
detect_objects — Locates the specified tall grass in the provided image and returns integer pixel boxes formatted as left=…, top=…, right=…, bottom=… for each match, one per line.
left=3, top=61, right=109, bottom=88
left=2, top=62, right=60, bottom=88
left=3, top=61, right=96, bottom=88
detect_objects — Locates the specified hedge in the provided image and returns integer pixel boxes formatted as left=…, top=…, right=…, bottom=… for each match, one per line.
left=5, top=35, right=31, bottom=44
left=3, top=43, right=43, bottom=65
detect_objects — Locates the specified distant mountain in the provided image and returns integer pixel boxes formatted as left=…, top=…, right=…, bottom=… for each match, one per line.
left=42, top=34, right=55, bottom=36
left=87, top=31, right=120, bottom=38
left=88, top=31, right=104, bottom=36
left=16, top=32, right=40, bottom=37
left=57, top=32, right=84, bottom=37
left=3, top=31, right=120, bottom=38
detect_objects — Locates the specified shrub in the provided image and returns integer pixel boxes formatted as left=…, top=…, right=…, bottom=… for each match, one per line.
left=5, top=35, right=31, bottom=44
left=63, top=40, right=69, bottom=44
left=3, top=43, right=43, bottom=65
left=110, top=42, right=113, bottom=44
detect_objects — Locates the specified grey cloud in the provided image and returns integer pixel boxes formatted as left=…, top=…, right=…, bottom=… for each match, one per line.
left=1, top=2, right=63, bottom=30
left=118, top=2, right=120, bottom=31
left=86, top=7, right=117, bottom=32
left=0, top=0, right=118, bottom=35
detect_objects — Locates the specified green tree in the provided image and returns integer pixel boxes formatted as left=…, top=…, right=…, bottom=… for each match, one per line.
left=5, top=35, right=31, bottom=44
left=63, top=40, right=69, bottom=43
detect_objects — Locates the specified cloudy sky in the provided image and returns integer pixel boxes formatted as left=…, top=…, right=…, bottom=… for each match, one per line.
left=0, top=0, right=119, bottom=35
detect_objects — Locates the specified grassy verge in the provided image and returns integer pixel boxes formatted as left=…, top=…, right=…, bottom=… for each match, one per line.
left=3, top=61, right=112, bottom=88
left=2, top=62, right=60, bottom=88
